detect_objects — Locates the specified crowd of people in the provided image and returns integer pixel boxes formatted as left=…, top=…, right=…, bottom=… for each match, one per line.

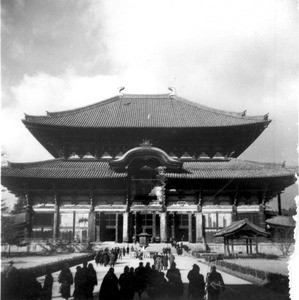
left=2, top=251, right=225, bottom=300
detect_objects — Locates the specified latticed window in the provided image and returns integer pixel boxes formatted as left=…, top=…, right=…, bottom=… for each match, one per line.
left=142, top=214, right=153, bottom=226
left=106, top=214, right=116, bottom=227
left=33, top=213, right=53, bottom=226
left=178, top=214, right=188, bottom=227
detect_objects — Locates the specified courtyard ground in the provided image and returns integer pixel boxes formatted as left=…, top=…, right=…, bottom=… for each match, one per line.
left=33, top=253, right=288, bottom=300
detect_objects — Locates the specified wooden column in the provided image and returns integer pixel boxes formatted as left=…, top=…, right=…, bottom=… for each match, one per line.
left=231, top=238, right=234, bottom=255
left=53, top=193, right=60, bottom=239
left=171, top=212, right=176, bottom=240
left=277, top=194, right=282, bottom=216
left=123, top=212, right=129, bottom=243
left=232, top=191, right=238, bottom=222
left=188, top=213, right=192, bottom=242
left=72, top=211, right=76, bottom=241
left=115, top=213, right=119, bottom=242
left=88, top=195, right=95, bottom=242
left=259, top=192, right=267, bottom=229
left=256, top=236, right=259, bottom=254
left=246, top=239, right=249, bottom=254
left=249, top=239, right=253, bottom=254
left=96, top=212, right=101, bottom=242
left=134, top=212, right=137, bottom=240
left=152, top=212, right=157, bottom=241
left=224, top=238, right=227, bottom=255
left=160, top=212, right=168, bottom=242
left=195, top=212, right=203, bottom=242
left=24, top=191, right=33, bottom=241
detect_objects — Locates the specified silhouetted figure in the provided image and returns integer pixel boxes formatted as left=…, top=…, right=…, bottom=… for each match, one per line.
left=119, top=266, right=134, bottom=300
left=149, top=271, right=167, bottom=300
left=58, top=263, right=74, bottom=300
left=86, top=263, right=98, bottom=299
left=166, top=262, right=184, bottom=300
left=22, top=271, right=42, bottom=300
left=2, top=260, right=20, bottom=299
left=99, top=267, right=120, bottom=300
left=162, top=254, right=168, bottom=270
left=129, top=267, right=136, bottom=300
left=73, top=266, right=86, bottom=300
left=41, top=267, right=53, bottom=300
left=187, top=264, right=205, bottom=300
left=206, top=266, right=225, bottom=300
left=135, top=262, right=146, bottom=299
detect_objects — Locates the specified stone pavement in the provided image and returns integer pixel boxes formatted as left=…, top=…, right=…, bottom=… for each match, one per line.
left=37, top=253, right=287, bottom=300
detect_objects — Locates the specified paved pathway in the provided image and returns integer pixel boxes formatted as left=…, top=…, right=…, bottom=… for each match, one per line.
left=37, top=253, right=287, bottom=300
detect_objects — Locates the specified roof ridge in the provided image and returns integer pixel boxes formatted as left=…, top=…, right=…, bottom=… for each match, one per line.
left=173, top=95, right=267, bottom=121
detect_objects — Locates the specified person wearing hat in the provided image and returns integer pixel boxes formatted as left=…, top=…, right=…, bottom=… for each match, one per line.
left=3, top=260, right=17, bottom=278
left=166, top=262, right=184, bottom=300
left=73, top=266, right=86, bottom=300
left=187, top=264, right=205, bottom=300
left=206, top=265, right=225, bottom=300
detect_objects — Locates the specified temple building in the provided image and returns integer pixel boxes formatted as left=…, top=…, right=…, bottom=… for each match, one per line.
left=1, top=93, right=296, bottom=247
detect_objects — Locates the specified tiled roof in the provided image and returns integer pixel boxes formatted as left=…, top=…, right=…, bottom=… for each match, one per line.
left=1, top=158, right=295, bottom=181
left=23, top=94, right=269, bottom=128
left=215, top=219, right=269, bottom=237
left=166, top=159, right=296, bottom=179
left=2, top=159, right=126, bottom=179
left=266, top=216, right=296, bottom=228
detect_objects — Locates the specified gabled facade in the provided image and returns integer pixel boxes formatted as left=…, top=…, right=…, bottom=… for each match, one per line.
left=2, top=93, right=296, bottom=245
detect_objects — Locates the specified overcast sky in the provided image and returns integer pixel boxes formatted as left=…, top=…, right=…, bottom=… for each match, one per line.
left=1, top=0, right=298, bottom=208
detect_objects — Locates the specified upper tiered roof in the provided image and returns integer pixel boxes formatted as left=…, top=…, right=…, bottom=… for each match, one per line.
left=23, top=94, right=270, bottom=128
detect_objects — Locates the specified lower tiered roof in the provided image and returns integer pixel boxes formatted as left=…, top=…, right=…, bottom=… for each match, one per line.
left=2, top=158, right=295, bottom=180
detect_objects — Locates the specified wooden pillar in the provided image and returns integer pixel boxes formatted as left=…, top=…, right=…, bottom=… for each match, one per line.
left=123, top=212, right=129, bottom=243
left=249, top=239, right=253, bottom=254
left=134, top=212, right=137, bottom=239
left=24, top=191, right=33, bottom=241
left=160, top=212, right=168, bottom=242
left=171, top=212, right=176, bottom=240
left=188, top=213, right=192, bottom=242
left=53, top=193, right=60, bottom=239
left=227, top=238, right=230, bottom=255
left=196, top=212, right=203, bottom=243
left=72, top=211, right=76, bottom=241
left=224, top=238, right=227, bottom=255
left=278, top=194, right=282, bottom=216
left=152, top=212, right=156, bottom=241
left=115, top=213, right=119, bottom=242
left=246, top=239, right=248, bottom=254
left=231, top=238, right=234, bottom=255
left=96, top=212, right=101, bottom=242
left=232, top=191, right=238, bottom=222
left=259, top=192, right=267, bottom=229
left=256, top=236, right=259, bottom=254
left=88, top=198, right=95, bottom=242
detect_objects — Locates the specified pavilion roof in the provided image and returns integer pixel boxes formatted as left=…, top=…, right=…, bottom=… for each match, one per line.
left=23, top=94, right=269, bottom=128
left=2, top=159, right=126, bottom=179
left=1, top=158, right=295, bottom=182
left=266, top=216, right=296, bottom=228
left=167, top=159, right=295, bottom=179
left=214, top=218, right=269, bottom=238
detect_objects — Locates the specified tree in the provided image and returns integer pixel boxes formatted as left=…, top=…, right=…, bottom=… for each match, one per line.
left=11, top=197, right=27, bottom=214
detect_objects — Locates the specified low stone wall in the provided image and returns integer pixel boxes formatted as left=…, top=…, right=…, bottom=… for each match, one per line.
left=17, top=253, right=95, bottom=277
left=213, top=260, right=289, bottom=296
left=207, top=242, right=294, bottom=255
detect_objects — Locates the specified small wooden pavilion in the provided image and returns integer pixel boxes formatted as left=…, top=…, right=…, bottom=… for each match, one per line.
left=214, top=218, right=269, bottom=255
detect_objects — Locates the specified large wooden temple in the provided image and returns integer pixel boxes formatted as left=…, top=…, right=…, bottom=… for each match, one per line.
left=1, top=93, right=296, bottom=246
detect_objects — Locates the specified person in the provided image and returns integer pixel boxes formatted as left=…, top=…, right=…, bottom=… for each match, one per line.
left=135, top=262, right=146, bottom=299
left=187, top=264, right=205, bottom=300
left=22, top=271, right=42, bottom=300
left=149, top=271, right=168, bottom=300
left=99, top=267, right=120, bottom=300
left=119, top=266, right=134, bottom=300
left=3, top=260, right=17, bottom=278
left=129, top=267, right=136, bottom=300
left=86, top=263, right=98, bottom=299
left=41, top=267, right=53, bottom=300
left=58, top=263, right=73, bottom=300
left=166, top=262, right=184, bottom=300
left=73, top=266, right=86, bottom=300
left=206, top=266, right=225, bottom=300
